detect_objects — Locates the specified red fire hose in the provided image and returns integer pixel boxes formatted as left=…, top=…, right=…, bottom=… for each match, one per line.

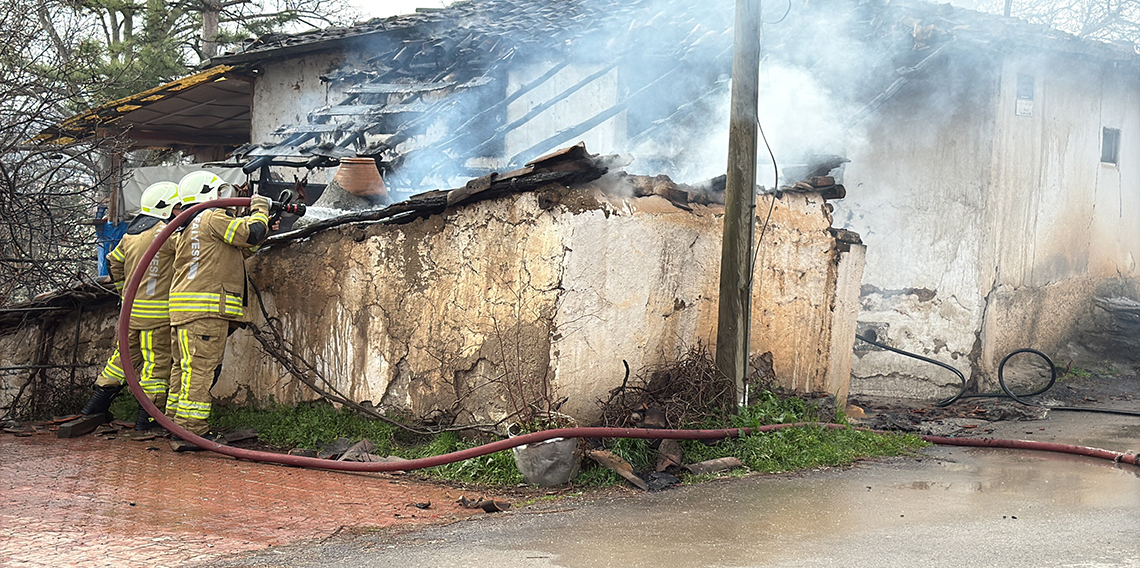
left=118, top=199, right=1140, bottom=472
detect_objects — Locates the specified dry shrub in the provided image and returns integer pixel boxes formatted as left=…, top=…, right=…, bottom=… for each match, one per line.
left=598, top=345, right=778, bottom=428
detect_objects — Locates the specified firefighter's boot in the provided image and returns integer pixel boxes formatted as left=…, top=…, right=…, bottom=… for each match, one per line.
left=79, top=385, right=122, bottom=421
left=134, top=408, right=157, bottom=431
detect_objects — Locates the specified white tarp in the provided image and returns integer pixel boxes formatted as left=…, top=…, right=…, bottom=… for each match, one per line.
left=119, top=165, right=247, bottom=217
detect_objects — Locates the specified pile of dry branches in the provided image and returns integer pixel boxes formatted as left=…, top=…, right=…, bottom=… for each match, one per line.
left=598, top=346, right=781, bottom=429
left=598, top=345, right=730, bottom=428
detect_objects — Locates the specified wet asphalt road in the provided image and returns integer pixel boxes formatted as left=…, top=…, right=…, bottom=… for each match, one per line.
left=203, top=411, right=1140, bottom=568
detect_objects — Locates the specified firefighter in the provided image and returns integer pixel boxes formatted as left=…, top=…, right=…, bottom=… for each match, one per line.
left=166, top=171, right=270, bottom=443
left=79, top=181, right=182, bottom=431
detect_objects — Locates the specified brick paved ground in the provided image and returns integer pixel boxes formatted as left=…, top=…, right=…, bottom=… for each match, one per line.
left=0, top=431, right=490, bottom=567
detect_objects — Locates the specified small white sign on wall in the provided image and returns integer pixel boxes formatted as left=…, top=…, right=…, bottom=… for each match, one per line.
left=1015, top=98, right=1033, bottom=116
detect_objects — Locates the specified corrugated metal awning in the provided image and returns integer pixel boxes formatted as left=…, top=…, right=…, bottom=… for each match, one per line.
left=36, top=65, right=252, bottom=148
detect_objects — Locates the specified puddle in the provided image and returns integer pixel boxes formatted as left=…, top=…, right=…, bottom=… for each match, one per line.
left=489, top=420, right=1140, bottom=568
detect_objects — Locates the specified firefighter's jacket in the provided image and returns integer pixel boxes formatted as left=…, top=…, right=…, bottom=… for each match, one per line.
left=107, top=216, right=178, bottom=331
left=169, top=198, right=270, bottom=326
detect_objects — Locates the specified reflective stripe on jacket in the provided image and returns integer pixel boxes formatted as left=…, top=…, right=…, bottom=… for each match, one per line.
left=169, top=202, right=269, bottom=326
left=107, top=220, right=178, bottom=330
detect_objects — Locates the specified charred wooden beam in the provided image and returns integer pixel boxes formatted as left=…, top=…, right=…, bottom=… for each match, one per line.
left=263, top=146, right=609, bottom=245
left=626, top=77, right=730, bottom=148
left=508, top=64, right=683, bottom=166
left=444, top=59, right=570, bottom=145
left=466, top=60, right=621, bottom=157
left=387, top=60, right=575, bottom=177
left=843, top=43, right=947, bottom=131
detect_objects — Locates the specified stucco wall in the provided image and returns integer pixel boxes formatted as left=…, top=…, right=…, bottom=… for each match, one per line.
left=1, top=183, right=857, bottom=423
left=839, top=53, right=999, bottom=400
left=251, top=52, right=344, bottom=143
left=981, top=53, right=1140, bottom=367
left=215, top=183, right=855, bottom=425
left=841, top=50, right=1140, bottom=400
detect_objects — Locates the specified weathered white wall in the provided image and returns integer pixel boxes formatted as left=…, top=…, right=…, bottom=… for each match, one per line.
left=216, top=183, right=856, bottom=425
left=1090, top=66, right=1140, bottom=279
left=826, top=242, right=866, bottom=403
left=979, top=52, right=1140, bottom=375
left=251, top=52, right=344, bottom=143
left=841, top=50, right=1140, bottom=400
left=839, top=54, right=999, bottom=400
left=0, top=183, right=858, bottom=423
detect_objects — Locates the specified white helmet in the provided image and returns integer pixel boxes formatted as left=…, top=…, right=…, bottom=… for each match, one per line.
left=178, top=171, right=223, bottom=205
left=139, top=182, right=180, bottom=219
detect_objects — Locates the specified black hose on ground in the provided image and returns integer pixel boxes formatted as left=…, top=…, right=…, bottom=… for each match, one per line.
left=854, top=334, right=1140, bottom=416
left=855, top=333, right=966, bottom=407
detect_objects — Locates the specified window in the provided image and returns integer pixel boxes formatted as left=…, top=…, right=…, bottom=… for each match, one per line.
left=1016, top=74, right=1034, bottom=100
left=1102, top=127, right=1121, bottom=165
left=1015, top=74, right=1034, bottom=116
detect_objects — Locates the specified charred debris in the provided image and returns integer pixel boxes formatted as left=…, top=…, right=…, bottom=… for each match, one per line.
left=261, top=142, right=848, bottom=247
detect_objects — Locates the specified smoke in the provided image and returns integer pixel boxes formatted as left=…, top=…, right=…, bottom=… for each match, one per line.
left=290, top=0, right=960, bottom=197
left=623, top=61, right=864, bottom=188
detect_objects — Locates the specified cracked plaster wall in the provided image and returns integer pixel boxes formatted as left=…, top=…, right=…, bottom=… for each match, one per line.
left=0, top=183, right=856, bottom=424
left=217, top=184, right=856, bottom=425
left=252, top=52, right=344, bottom=144
left=839, top=52, right=1139, bottom=400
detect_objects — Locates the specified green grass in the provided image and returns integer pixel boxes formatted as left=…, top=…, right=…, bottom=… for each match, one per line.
left=1063, top=366, right=1093, bottom=381
left=571, top=390, right=927, bottom=486
left=680, top=425, right=923, bottom=474
left=140, top=392, right=926, bottom=489
left=400, top=432, right=523, bottom=485
left=209, top=402, right=523, bottom=485
left=210, top=401, right=396, bottom=453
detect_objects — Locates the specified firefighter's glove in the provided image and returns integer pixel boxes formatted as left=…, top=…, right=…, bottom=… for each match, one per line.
left=250, top=195, right=271, bottom=216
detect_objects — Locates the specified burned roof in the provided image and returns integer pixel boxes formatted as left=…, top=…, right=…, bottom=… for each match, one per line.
left=225, top=0, right=1138, bottom=192
left=214, top=0, right=704, bottom=65
left=216, top=0, right=1138, bottom=67
left=0, top=281, right=116, bottom=330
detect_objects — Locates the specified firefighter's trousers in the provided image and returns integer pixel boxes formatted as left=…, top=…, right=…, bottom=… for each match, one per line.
left=96, top=326, right=172, bottom=410
left=168, top=318, right=229, bottom=435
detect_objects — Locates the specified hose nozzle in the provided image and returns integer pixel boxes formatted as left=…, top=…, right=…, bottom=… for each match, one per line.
left=270, top=189, right=306, bottom=217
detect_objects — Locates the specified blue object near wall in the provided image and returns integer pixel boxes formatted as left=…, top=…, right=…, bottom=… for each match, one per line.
left=95, top=221, right=129, bottom=277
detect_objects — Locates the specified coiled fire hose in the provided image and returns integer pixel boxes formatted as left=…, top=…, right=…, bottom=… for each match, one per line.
left=854, top=333, right=1058, bottom=407
left=855, top=333, right=1140, bottom=416
left=117, top=198, right=1140, bottom=472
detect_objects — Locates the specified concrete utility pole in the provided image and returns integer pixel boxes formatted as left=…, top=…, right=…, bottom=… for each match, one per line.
left=717, top=0, right=760, bottom=406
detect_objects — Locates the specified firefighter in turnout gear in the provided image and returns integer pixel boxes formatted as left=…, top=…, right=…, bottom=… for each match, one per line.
left=167, top=171, right=270, bottom=439
left=80, top=181, right=182, bottom=430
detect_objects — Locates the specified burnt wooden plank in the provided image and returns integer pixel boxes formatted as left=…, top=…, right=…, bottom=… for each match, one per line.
left=310, top=101, right=435, bottom=118
left=345, top=82, right=456, bottom=95
left=586, top=449, right=648, bottom=491
left=57, top=414, right=105, bottom=438
left=508, top=63, right=685, bottom=166
left=274, top=123, right=344, bottom=136
left=342, top=75, right=494, bottom=96
left=467, top=61, right=620, bottom=158
left=223, top=428, right=258, bottom=444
